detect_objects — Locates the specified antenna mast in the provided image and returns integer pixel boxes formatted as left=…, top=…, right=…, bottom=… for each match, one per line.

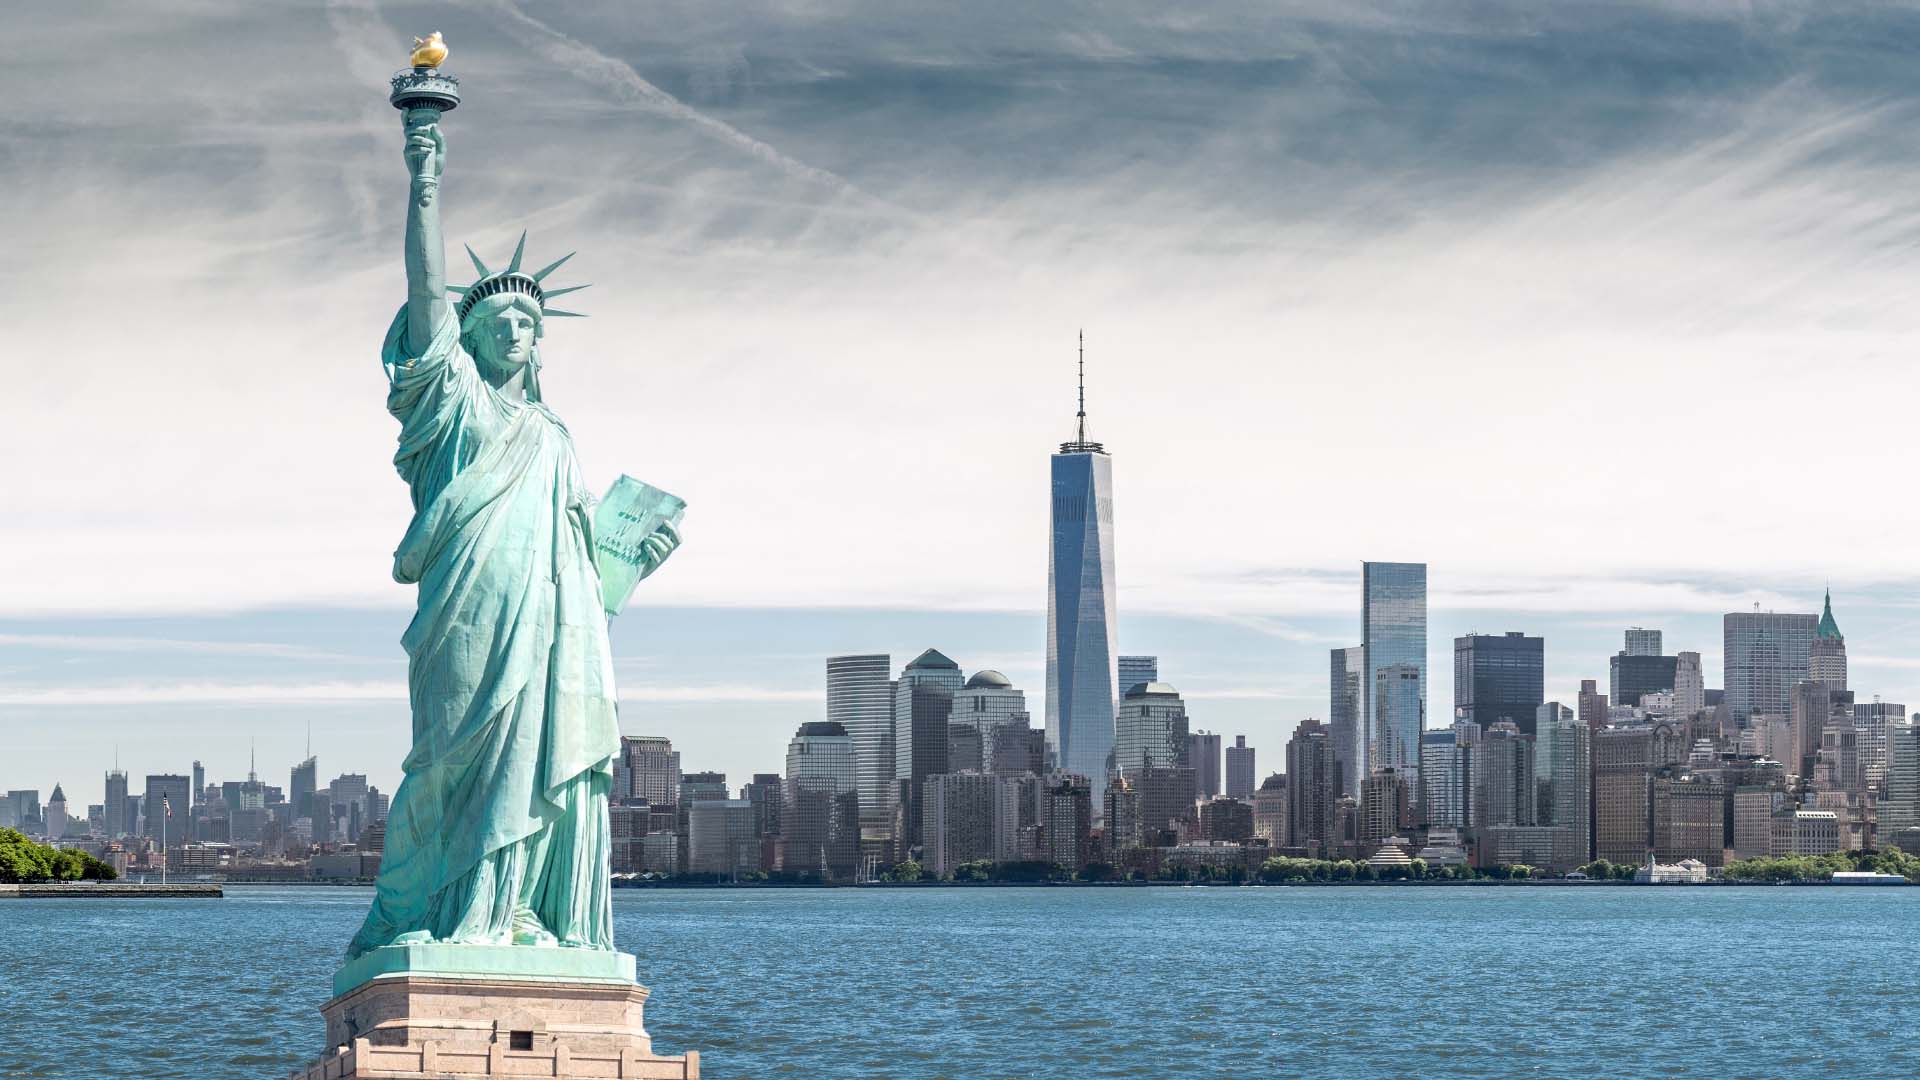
left=1077, top=329, right=1087, bottom=445
left=1058, top=329, right=1105, bottom=454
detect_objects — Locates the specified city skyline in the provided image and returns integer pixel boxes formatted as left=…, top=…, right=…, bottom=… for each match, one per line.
left=14, top=583, right=1911, bottom=817
left=16, top=4, right=1920, bottom=810
left=15, top=580, right=1920, bottom=807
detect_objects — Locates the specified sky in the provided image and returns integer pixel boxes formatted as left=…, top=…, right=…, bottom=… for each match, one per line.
left=10, top=1, right=1920, bottom=807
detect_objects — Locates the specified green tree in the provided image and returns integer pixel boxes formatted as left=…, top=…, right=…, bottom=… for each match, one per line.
left=0, top=830, right=112, bottom=883
left=997, top=860, right=1056, bottom=883
left=1077, top=861, right=1119, bottom=883
left=0, top=829, right=53, bottom=882
left=951, top=860, right=992, bottom=883
left=887, top=859, right=924, bottom=883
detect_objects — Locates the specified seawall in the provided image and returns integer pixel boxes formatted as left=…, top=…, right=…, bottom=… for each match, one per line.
left=0, top=882, right=223, bottom=899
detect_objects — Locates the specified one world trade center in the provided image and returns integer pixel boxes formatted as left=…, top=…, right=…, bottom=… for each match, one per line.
left=1046, top=337, right=1118, bottom=790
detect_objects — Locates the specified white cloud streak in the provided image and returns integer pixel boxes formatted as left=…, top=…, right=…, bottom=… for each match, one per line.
left=0, top=634, right=360, bottom=661
left=485, top=0, right=895, bottom=212
left=0, top=680, right=817, bottom=707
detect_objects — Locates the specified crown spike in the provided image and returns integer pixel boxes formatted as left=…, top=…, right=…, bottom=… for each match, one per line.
left=507, top=231, right=527, bottom=274
left=530, top=252, right=576, bottom=283
left=446, top=283, right=472, bottom=294
left=542, top=308, right=587, bottom=318
left=465, top=244, right=490, bottom=278
left=541, top=284, right=591, bottom=298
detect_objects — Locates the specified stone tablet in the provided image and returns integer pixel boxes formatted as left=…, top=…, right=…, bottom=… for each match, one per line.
left=594, top=475, right=687, bottom=616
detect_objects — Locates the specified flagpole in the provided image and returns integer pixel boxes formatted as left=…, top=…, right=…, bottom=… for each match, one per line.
left=161, top=795, right=168, bottom=886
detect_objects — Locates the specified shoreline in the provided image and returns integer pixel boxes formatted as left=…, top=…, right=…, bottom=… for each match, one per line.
left=0, top=882, right=222, bottom=899
left=193, top=877, right=1907, bottom=890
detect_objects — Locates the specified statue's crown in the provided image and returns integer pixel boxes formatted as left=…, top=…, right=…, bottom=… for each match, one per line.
left=451, top=232, right=590, bottom=323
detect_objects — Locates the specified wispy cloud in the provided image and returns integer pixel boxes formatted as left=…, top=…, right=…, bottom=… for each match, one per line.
left=485, top=0, right=895, bottom=214
left=0, top=634, right=360, bottom=662
left=0, top=679, right=820, bottom=708
left=621, top=685, right=818, bottom=703
left=0, top=681, right=408, bottom=707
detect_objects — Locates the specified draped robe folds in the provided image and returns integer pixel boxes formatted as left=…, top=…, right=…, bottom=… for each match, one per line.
left=347, top=307, right=619, bottom=959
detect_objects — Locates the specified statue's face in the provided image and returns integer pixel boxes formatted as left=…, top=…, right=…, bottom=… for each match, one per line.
left=466, top=294, right=542, bottom=379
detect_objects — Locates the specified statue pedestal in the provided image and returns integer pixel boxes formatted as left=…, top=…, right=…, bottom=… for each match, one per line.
left=285, top=947, right=699, bottom=1079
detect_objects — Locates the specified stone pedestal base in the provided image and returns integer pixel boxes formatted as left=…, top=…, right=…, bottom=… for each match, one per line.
left=286, top=966, right=698, bottom=1079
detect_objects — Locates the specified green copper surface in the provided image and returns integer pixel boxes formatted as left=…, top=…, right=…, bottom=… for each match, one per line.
left=342, top=71, right=682, bottom=988
left=1817, top=589, right=1843, bottom=641
left=333, top=943, right=638, bottom=999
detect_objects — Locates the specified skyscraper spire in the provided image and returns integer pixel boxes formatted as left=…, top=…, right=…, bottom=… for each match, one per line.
left=1817, top=586, right=1843, bottom=641
left=1077, top=329, right=1087, bottom=445
left=1059, top=330, right=1105, bottom=454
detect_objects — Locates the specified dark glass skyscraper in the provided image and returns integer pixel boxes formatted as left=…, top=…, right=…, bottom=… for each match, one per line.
left=1724, top=611, right=1818, bottom=722
left=1362, top=562, right=1427, bottom=778
left=1453, top=632, right=1545, bottom=733
left=894, top=648, right=963, bottom=849
left=1047, top=346, right=1117, bottom=788
left=1329, top=646, right=1363, bottom=796
left=1609, top=653, right=1678, bottom=709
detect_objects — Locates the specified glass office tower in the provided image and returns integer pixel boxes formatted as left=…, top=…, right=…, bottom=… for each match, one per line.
left=1724, top=611, right=1817, bottom=723
left=1362, top=562, right=1427, bottom=778
left=827, top=653, right=895, bottom=834
left=893, top=649, right=963, bottom=850
left=1118, top=655, right=1159, bottom=697
left=1330, top=646, right=1364, bottom=796
left=1047, top=358, right=1118, bottom=790
left=1454, top=631, right=1545, bottom=733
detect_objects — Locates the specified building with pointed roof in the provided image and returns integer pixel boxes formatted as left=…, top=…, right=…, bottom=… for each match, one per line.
left=1810, top=589, right=1848, bottom=691
left=45, top=783, right=68, bottom=841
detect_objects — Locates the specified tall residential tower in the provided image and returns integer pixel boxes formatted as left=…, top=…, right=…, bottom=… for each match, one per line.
left=1363, top=562, right=1428, bottom=778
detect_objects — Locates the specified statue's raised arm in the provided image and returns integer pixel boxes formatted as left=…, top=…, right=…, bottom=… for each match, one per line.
left=401, top=108, right=449, bottom=354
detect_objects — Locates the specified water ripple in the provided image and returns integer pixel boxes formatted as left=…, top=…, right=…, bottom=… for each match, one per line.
left=1, top=886, right=1917, bottom=1078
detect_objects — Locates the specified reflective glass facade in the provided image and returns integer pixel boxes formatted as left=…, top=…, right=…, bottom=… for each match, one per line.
left=1047, top=449, right=1117, bottom=787
left=893, top=649, right=963, bottom=848
left=784, top=721, right=859, bottom=878
left=1609, top=653, right=1678, bottom=709
left=1453, top=632, right=1544, bottom=734
left=1362, top=562, right=1427, bottom=778
left=1114, top=683, right=1188, bottom=773
left=1329, top=646, right=1364, bottom=797
left=1372, top=664, right=1423, bottom=776
left=1723, top=612, right=1817, bottom=722
left=1118, top=655, right=1159, bottom=697
left=826, top=653, right=894, bottom=832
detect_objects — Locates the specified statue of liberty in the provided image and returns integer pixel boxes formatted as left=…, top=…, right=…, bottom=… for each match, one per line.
left=346, top=60, right=681, bottom=961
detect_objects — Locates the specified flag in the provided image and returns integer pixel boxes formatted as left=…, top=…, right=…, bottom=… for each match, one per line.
left=162, top=794, right=172, bottom=817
